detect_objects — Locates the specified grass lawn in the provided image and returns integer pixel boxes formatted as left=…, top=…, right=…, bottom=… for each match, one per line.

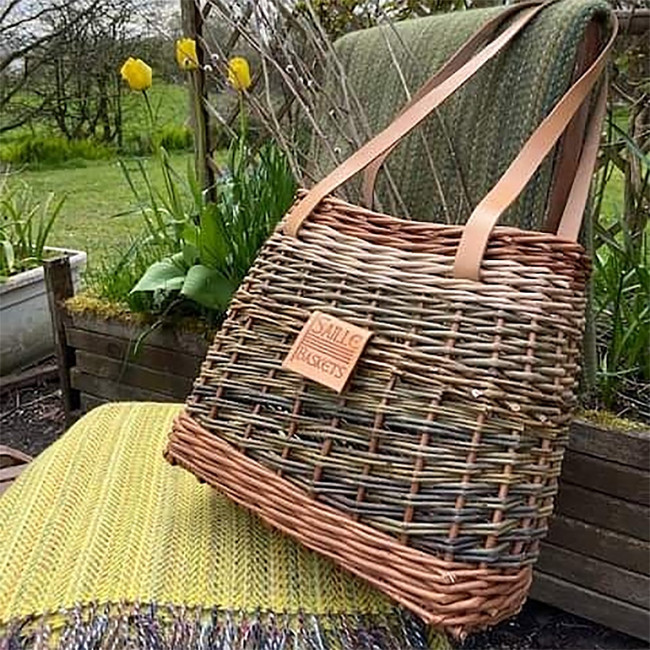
left=121, top=84, right=189, bottom=139
left=598, top=167, right=625, bottom=223
left=15, top=152, right=192, bottom=260
left=1, top=81, right=197, bottom=265
left=12, top=155, right=623, bottom=263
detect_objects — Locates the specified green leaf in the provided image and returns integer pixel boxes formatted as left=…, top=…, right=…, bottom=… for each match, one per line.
left=181, top=222, right=200, bottom=248
left=131, top=259, right=186, bottom=293
left=181, top=243, right=199, bottom=266
left=1, top=240, right=15, bottom=274
left=180, top=264, right=235, bottom=310
left=612, top=122, right=650, bottom=167
left=198, top=202, right=230, bottom=268
left=170, top=251, right=185, bottom=265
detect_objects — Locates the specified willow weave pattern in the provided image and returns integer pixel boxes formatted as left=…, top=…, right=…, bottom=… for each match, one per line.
left=165, top=0, right=610, bottom=634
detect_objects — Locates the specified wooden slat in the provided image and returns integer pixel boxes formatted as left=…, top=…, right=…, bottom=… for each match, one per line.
left=70, top=369, right=179, bottom=404
left=531, top=572, right=650, bottom=641
left=75, top=350, right=194, bottom=400
left=67, top=312, right=212, bottom=359
left=615, top=9, right=650, bottom=36
left=562, top=450, right=650, bottom=505
left=555, top=483, right=649, bottom=540
left=0, top=465, right=26, bottom=484
left=569, top=420, right=650, bottom=469
left=182, top=0, right=216, bottom=198
left=545, top=515, right=649, bottom=574
left=537, top=542, right=649, bottom=608
left=44, top=257, right=80, bottom=424
left=67, top=328, right=204, bottom=380
left=0, top=463, right=29, bottom=497
left=0, top=362, right=59, bottom=395
left=0, top=446, right=32, bottom=469
left=80, top=393, right=108, bottom=412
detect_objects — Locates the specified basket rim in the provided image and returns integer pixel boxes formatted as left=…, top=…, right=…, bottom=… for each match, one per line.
left=293, top=190, right=587, bottom=248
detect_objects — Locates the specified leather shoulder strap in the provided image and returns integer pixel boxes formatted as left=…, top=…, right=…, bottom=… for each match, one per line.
left=361, top=0, right=547, bottom=209
left=284, top=3, right=550, bottom=237
left=452, top=18, right=616, bottom=280
left=556, top=76, right=608, bottom=241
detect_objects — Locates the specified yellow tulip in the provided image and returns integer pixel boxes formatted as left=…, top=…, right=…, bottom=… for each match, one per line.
left=176, top=38, right=198, bottom=71
left=228, top=57, right=252, bottom=92
left=120, top=57, right=152, bottom=92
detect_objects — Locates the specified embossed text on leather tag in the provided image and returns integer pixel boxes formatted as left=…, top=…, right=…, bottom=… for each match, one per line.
left=282, top=311, right=372, bottom=393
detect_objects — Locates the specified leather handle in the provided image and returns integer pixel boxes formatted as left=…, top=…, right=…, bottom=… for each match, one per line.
left=452, top=17, right=616, bottom=280
left=361, top=1, right=547, bottom=209
left=556, top=77, right=608, bottom=240
left=284, top=3, right=550, bottom=237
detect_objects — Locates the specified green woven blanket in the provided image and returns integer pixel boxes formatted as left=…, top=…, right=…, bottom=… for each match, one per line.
left=311, top=0, right=610, bottom=229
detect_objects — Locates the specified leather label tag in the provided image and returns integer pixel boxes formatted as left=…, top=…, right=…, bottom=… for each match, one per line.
left=282, top=311, right=372, bottom=393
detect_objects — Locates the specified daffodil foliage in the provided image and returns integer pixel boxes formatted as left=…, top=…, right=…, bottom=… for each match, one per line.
left=130, top=142, right=296, bottom=314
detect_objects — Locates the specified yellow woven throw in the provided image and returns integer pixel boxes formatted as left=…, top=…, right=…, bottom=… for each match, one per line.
left=0, top=402, right=449, bottom=649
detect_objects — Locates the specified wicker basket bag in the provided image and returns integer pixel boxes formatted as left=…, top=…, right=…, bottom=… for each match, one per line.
left=167, top=3, right=616, bottom=637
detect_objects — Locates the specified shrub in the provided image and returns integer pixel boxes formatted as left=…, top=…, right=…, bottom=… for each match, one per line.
left=587, top=98, right=650, bottom=421
left=593, top=224, right=650, bottom=416
left=157, top=125, right=194, bottom=152
left=120, top=125, right=194, bottom=157
left=0, top=135, right=113, bottom=167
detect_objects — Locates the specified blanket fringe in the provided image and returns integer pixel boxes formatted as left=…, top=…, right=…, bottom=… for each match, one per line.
left=1, top=602, right=449, bottom=650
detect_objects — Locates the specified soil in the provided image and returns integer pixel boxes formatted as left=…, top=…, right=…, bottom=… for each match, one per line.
left=1, top=368, right=66, bottom=457
left=463, top=602, right=646, bottom=649
left=0, top=361, right=646, bottom=650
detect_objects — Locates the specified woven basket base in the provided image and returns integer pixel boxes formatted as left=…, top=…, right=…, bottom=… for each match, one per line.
left=166, top=411, right=533, bottom=638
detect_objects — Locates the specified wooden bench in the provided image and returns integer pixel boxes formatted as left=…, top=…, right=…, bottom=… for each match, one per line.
left=0, top=446, right=32, bottom=498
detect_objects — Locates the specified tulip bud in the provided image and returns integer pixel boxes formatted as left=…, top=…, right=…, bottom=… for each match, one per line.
left=120, top=57, right=152, bottom=92
left=228, top=57, right=252, bottom=92
left=176, top=38, right=199, bottom=71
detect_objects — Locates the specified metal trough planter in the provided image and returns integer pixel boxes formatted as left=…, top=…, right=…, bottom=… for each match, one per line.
left=0, top=248, right=86, bottom=375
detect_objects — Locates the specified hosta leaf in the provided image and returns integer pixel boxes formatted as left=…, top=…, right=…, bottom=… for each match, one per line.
left=131, top=259, right=186, bottom=293
left=170, top=251, right=186, bottom=266
left=180, top=264, right=235, bottom=310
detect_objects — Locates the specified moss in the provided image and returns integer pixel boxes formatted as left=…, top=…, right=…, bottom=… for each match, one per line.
left=65, top=292, right=218, bottom=340
left=576, top=408, right=649, bottom=433
left=66, top=293, right=141, bottom=322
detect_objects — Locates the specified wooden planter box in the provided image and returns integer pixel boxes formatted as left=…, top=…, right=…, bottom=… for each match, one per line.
left=531, top=421, right=650, bottom=641
left=62, top=309, right=212, bottom=410
left=42, top=257, right=213, bottom=414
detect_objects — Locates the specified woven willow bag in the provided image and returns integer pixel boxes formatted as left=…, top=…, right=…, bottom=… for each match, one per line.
left=167, top=2, right=616, bottom=637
